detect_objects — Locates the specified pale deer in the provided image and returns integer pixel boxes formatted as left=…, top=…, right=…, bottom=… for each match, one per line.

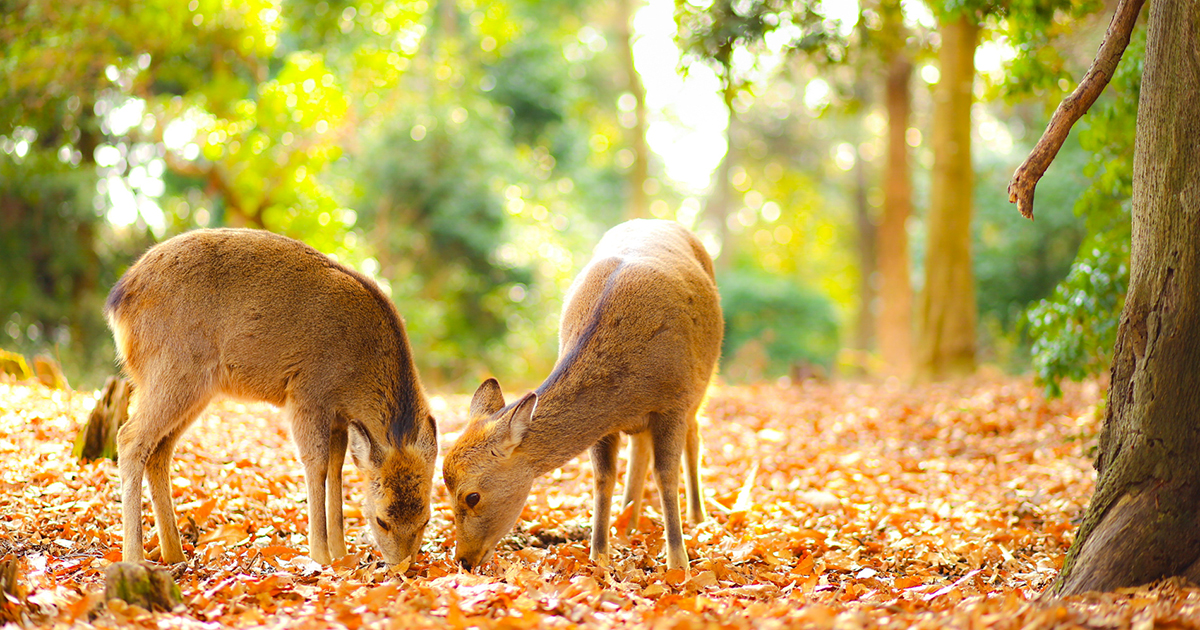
left=443, top=219, right=723, bottom=571
left=105, top=228, right=437, bottom=565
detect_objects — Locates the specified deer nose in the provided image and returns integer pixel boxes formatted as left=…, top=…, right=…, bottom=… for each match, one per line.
left=458, top=557, right=472, bottom=571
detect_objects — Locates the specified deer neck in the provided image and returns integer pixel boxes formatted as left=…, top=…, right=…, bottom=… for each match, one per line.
left=520, top=348, right=629, bottom=476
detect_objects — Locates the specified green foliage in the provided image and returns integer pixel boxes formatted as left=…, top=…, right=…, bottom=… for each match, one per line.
left=1, top=0, right=1141, bottom=393
left=994, top=0, right=1105, bottom=102
left=1028, top=243, right=1127, bottom=397
left=0, top=0, right=644, bottom=388
left=0, top=149, right=136, bottom=382
left=675, top=0, right=836, bottom=98
left=345, top=0, right=628, bottom=387
left=972, top=124, right=1088, bottom=366
left=1025, top=24, right=1143, bottom=396
left=0, top=0, right=392, bottom=385
left=487, top=41, right=570, bottom=145
left=719, top=271, right=839, bottom=380
left=357, top=99, right=533, bottom=382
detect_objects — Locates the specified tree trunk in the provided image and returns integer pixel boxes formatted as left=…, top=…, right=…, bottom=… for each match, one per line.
left=616, top=0, right=650, bottom=220
left=853, top=144, right=877, bottom=362
left=915, top=16, right=978, bottom=381
left=1053, top=0, right=1200, bottom=597
left=877, top=53, right=914, bottom=378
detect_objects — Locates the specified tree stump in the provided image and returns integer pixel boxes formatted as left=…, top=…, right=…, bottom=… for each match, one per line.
left=103, top=562, right=182, bottom=612
left=73, top=377, right=131, bottom=461
left=33, top=354, right=68, bottom=389
left=0, top=350, right=32, bottom=381
left=0, top=554, right=27, bottom=623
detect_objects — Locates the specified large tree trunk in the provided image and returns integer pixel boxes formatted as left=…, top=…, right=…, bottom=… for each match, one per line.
left=877, top=53, right=914, bottom=378
left=915, top=16, right=978, bottom=381
left=1053, top=0, right=1200, bottom=597
left=616, top=0, right=650, bottom=220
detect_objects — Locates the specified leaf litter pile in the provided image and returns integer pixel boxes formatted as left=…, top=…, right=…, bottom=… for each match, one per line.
left=4, top=375, right=1200, bottom=629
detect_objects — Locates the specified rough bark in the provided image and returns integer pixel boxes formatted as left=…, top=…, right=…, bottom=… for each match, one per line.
left=616, top=0, right=650, bottom=220
left=915, top=17, right=978, bottom=382
left=877, top=53, right=914, bottom=378
left=1054, top=0, right=1200, bottom=597
left=73, top=377, right=132, bottom=461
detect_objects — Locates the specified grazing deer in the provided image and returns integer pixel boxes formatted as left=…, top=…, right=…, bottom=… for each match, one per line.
left=105, top=228, right=438, bottom=565
left=443, top=219, right=723, bottom=571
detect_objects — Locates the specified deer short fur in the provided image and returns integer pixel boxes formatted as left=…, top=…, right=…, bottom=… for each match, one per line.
left=105, top=228, right=437, bottom=565
left=443, top=219, right=723, bottom=571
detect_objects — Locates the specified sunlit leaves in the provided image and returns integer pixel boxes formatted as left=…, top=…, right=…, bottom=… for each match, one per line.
left=675, top=0, right=841, bottom=98
left=258, top=54, right=347, bottom=132
left=993, top=0, right=1105, bottom=104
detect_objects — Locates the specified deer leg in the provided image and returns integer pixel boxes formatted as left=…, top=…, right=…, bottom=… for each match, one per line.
left=621, top=431, right=653, bottom=535
left=290, top=404, right=333, bottom=565
left=117, top=385, right=209, bottom=564
left=145, top=425, right=192, bottom=564
left=589, top=433, right=621, bottom=565
left=326, top=424, right=348, bottom=560
left=683, top=408, right=706, bottom=525
left=650, top=414, right=688, bottom=571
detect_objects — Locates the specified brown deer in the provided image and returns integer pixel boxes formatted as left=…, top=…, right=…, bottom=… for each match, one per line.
left=443, top=219, right=723, bottom=571
left=105, top=228, right=437, bottom=565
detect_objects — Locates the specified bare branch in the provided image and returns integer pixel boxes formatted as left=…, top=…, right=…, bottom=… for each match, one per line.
left=1008, top=0, right=1146, bottom=220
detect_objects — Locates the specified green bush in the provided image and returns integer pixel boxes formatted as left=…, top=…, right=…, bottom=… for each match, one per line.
left=718, top=272, right=839, bottom=381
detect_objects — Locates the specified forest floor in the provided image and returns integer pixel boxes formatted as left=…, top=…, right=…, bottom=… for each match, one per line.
left=2, top=374, right=1199, bottom=629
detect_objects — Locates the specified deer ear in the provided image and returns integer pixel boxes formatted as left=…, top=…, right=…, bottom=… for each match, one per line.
left=414, top=414, right=439, bottom=461
left=497, top=393, right=536, bottom=457
left=470, top=378, right=506, bottom=418
left=348, top=422, right=383, bottom=471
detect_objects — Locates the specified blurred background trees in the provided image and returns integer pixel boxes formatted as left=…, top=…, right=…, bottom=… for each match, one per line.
left=0, top=0, right=1137, bottom=394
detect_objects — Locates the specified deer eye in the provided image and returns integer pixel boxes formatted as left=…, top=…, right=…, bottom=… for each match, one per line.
left=465, top=492, right=480, bottom=508
left=376, top=517, right=391, bottom=532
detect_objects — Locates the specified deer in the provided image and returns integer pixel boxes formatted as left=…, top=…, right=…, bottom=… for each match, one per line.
left=442, top=219, right=723, bottom=572
left=104, top=228, right=438, bottom=566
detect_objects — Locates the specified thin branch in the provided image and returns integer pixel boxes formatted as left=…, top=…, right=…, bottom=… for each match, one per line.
left=1007, top=0, right=1145, bottom=220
